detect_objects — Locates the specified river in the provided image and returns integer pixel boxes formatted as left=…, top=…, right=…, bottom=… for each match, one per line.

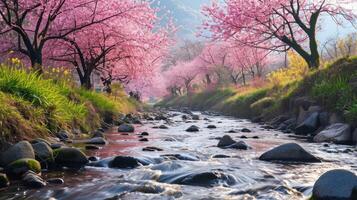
left=1, top=111, right=356, bottom=200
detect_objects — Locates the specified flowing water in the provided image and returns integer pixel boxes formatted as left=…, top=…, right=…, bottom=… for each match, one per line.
left=1, top=111, right=357, bottom=200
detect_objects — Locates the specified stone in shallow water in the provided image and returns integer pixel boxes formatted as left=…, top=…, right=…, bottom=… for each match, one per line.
left=241, top=128, right=251, bottom=133
left=160, top=170, right=237, bottom=187
left=312, top=169, right=357, bottom=200
left=108, top=156, right=152, bottom=169
left=217, top=135, right=236, bottom=147
left=207, top=125, right=217, bottom=129
left=118, top=124, right=135, bottom=133
left=22, top=171, right=46, bottom=188
left=159, top=125, right=169, bottom=129
left=47, top=178, right=64, bottom=185
left=141, top=132, right=149, bottom=136
left=142, top=147, right=163, bottom=152
left=139, top=138, right=149, bottom=142
left=212, top=154, right=231, bottom=158
left=161, top=154, right=199, bottom=161
left=108, top=156, right=142, bottom=169
left=226, top=141, right=250, bottom=150
left=186, top=125, right=199, bottom=132
left=259, top=143, right=320, bottom=163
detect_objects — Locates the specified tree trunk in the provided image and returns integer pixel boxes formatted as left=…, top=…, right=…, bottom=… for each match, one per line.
left=205, top=74, right=212, bottom=86
left=308, top=33, right=320, bottom=69
left=80, top=73, right=92, bottom=89
left=30, top=52, right=43, bottom=74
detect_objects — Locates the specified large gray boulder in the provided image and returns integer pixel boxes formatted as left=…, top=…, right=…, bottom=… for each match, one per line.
left=259, top=143, right=320, bottom=162
left=0, top=141, right=35, bottom=167
left=313, top=123, right=352, bottom=144
left=295, top=112, right=320, bottom=135
left=312, top=169, right=357, bottom=200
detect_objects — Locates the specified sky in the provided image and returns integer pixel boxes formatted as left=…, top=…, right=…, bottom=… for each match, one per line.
left=153, top=0, right=357, bottom=43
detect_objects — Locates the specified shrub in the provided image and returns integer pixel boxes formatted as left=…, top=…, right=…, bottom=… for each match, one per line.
left=267, top=51, right=309, bottom=87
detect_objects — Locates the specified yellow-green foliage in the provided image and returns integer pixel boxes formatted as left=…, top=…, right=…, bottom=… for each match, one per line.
left=268, top=51, right=309, bottom=87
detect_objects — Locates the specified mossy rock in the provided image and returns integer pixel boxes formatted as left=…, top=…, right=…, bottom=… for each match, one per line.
left=0, top=173, right=9, bottom=188
left=5, top=158, right=41, bottom=178
left=53, top=148, right=88, bottom=169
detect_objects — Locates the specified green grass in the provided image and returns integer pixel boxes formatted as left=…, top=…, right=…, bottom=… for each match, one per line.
left=0, top=64, right=138, bottom=142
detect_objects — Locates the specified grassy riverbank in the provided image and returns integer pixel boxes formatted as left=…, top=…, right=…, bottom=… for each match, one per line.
left=0, top=65, right=139, bottom=142
left=158, top=57, right=357, bottom=125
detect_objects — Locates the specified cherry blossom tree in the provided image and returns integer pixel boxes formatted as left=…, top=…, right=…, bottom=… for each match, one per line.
left=227, top=45, right=269, bottom=85
left=202, top=0, right=356, bottom=69
left=164, top=60, right=201, bottom=95
left=0, top=0, right=135, bottom=73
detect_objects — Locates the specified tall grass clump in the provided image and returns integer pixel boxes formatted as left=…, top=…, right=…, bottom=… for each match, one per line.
left=0, top=65, right=86, bottom=132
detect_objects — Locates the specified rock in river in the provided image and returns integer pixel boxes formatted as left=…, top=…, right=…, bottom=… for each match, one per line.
left=108, top=156, right=148, bottom=169
left=207, top=125, right=217, bottom=129
left=53, top=148, right=88, bottom=169
left=118, top=124, right=135, bottom=133
left=259, top=143, right=320, bottom=163
left=186, top=125, right=199, bottom=132
left=312, top=169, right=357, bottom=200
left=0, top=141, right=35, bottom=167
left=241, top=128, right=251, bottom=133
left=22, top=171, right=46, bottom=188
left=226, top=141, right=250, bottom=150
left=217, top=135, right=236, bottom=147
left=85, top=137, right=107, bottom=145
left=160, top=170, right=237, bottom=187
left=313, top=123, right=352, bottom=144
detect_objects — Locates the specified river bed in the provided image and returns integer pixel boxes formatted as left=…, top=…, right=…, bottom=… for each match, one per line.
left=1, top=111, right=356, bottom=200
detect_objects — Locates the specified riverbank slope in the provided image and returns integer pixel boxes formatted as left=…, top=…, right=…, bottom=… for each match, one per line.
left=158, top=57, right=357, bottom=144
left=0, top=65, right=139, bottom=143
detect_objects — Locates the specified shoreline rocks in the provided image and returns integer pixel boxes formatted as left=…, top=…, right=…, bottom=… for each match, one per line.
left=5, top=158, right=41, bottom=178
left=313, top=123, right=352, bottom=144
left=118, top=124, right=135, bottom=133
left=53, top=148, right=88, bottom=169
left=0, top=141, right=35, bottom=167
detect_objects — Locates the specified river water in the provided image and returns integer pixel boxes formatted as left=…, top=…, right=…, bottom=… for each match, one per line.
left=1, top=111, right=356, bottom=200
